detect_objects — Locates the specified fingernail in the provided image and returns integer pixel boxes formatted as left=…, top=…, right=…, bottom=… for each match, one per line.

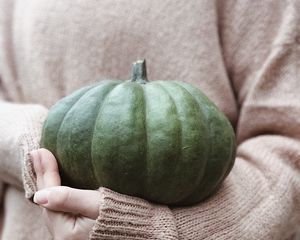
left=34, top=189, right=50, bottom=205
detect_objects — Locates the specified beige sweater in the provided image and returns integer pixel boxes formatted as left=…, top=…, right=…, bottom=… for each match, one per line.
left=0, top=0, right=300, bottom=239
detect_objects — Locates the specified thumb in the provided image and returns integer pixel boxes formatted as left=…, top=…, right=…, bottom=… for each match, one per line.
left=30, top=148, right=61, bottom=189
left=33, top=186, right=102, bottom=219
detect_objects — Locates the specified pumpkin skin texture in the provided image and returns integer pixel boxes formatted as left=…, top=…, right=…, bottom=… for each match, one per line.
left=41, top=60, right=236, bottom=206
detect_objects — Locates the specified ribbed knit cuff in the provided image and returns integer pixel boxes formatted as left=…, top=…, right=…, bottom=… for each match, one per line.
left=89, top=188, right=178, bottom=240
left=0, top=101, right=48, bottom=200
left=18, top=105, right=48, bottom=199
left=20, top=133, right=40, bottom=199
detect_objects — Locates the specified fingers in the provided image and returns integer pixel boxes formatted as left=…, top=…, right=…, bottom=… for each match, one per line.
left=34, top=186, right=102, bottom=219
left=30, top=148, right=61, bottom=189
left=42, top=208, right=95, bottom=240
left=31, top=149, right=97, bottom=239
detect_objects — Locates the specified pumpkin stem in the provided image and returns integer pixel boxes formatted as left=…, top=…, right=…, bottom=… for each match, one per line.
left=131, top=59, right=149, bottom=84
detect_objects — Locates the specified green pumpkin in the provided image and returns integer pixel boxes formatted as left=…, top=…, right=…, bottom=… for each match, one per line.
left=41, top=60, right=236, bottom=206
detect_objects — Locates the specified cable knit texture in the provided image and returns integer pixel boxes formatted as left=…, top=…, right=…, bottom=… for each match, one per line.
left=0, top=0, right=300, bottom=239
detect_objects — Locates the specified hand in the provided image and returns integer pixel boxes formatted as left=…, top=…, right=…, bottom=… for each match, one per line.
left=30, top=148, right=102, bottom=240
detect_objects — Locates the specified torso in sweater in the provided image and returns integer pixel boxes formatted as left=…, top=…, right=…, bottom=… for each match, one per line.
left=1, top=1, right=300, bottom=239
left=0, top=0, right=239, bottom=124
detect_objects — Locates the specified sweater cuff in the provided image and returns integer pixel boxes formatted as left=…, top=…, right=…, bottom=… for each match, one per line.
left=18, top=105, right=48, bottom=199
left=89, top=188, right=178, bottom=240
left=20, top=133, right=40, bottom=199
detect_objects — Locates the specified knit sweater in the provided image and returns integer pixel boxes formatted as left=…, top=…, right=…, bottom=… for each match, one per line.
left=0, top=0, right=300, bottom=239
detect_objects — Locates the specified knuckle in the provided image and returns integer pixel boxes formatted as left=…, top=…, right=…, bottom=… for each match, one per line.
left=65, top=224, right=89, bottom=240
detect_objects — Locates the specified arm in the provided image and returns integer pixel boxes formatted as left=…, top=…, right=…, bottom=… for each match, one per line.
left=0, top=100, right=48, bottom=195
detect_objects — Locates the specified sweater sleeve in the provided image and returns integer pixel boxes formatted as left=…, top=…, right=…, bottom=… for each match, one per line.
left=89, top=2, right=300, bottom=240
left=0, top=101, right=48, bottom=198
left=89, top=188, right=178, bottom=240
